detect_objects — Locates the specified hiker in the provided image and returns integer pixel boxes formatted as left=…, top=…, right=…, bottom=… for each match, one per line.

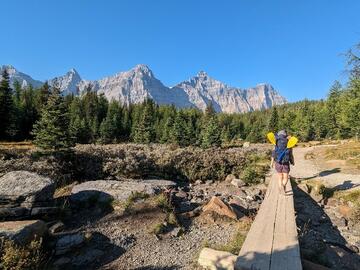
left=270, top=129, right=295, bottom=194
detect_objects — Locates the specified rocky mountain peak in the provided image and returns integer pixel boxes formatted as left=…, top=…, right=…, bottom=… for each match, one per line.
left=2, top=64, right=286, bottom=113
left=197, top=70, right=208, bottom=78
left=1, top=65, right=17, bottom=75
left=132, top=64, right=154, bottom=78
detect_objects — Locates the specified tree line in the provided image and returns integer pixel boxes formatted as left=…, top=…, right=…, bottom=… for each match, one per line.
left=0, top=46, right=359, bottom=150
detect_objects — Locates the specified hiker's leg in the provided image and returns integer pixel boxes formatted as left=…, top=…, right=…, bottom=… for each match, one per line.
left=282, top=172, right=289, bottom=192
left=278, top=172, right=283, bottom=192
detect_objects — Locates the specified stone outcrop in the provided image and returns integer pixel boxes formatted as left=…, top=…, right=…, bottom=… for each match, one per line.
left=0, top=171, right=55, bottom=206
left=70, top=179, right=176, bottom=205
left=0, top=220, right=47, bottom=245
left=0, top=171, right=56, bottom=220
left=202, top=196, right=238, bottom=220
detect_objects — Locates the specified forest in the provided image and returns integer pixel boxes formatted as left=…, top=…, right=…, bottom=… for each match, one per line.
left=0, top=46, right=359, bottom=150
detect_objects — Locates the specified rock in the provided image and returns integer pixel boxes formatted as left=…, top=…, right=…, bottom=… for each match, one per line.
left=202, top=196, right=237, bottom=220
left=174, top=190, right=188, bottom=200
left=198, top=248, right=236, bottom=270
left=0, top=171, right=55, bottom=206
left=53, top=256, right=71, bottom=266
left=49, top=221, right=65, bottom=234
left=0, top=207, right=29, bottom=219
left=231, top=178, right=246, bottom=188
left=243, top=142, right=251, bottom=148
left=55, top=232, right=86, bottom=255
left=229, top=198, right=247, bottom=218
left=71, top=180, right=176, bottom=206
left=72, top=248, right=105, bottom=266
left=0, top=220, right=47, bottom=245
left=339, top=217, right=348, bottom=228
left=31, top=207, right=61, bottom=218
left=170, top=227, right=183, bottom=237
left=301, top=259, right=331, bottom=270
left=225, top=174, right=236, bottom=183
left=175, top=201, right=196, bottom=213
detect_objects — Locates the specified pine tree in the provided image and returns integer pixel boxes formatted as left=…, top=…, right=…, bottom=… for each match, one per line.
left=133, top=99, right=156, bottom=143
left=36, top=81, right=50, bottom=111
left=32, top=87, right=74, bottom=150
left=220, top=126, right=231, bottom=144
left=0, top=69, right=15, bottom=139
left=19, top=85, right=38, bottom=139
left=170, top=111, right=188, bottom=146
left=100, top=100, right=122, bottom=143
left=268, top=106, right=279, bottom=132
left=201, top=116, right=221, bottom=148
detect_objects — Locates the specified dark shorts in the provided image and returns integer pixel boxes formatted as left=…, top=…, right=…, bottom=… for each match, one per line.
left=275, top=162, right=290, bottom=173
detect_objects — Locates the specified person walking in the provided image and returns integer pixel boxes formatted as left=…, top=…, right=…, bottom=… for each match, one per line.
left=270, top=129, right=295, bottom=194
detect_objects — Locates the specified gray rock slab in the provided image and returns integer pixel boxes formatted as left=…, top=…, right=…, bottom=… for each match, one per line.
left=71, top=180, right=176, bottom=204
left=0, top=220, right=47, bottom=245
left=0, top=171, right=55, bottom=205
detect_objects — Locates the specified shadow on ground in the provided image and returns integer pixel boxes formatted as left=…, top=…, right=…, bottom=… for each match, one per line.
left=293, top=182, right=360, bottom=269
left=133, top=266, right=180, bottom=270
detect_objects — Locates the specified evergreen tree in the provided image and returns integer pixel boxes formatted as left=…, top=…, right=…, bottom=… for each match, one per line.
left=201, top=115, right=221, bottom=148
left=100, top=100, right=123, bottom=143
left=36, top=81, right=51, bottom=111
left=32, top=87, right=74, bottom=150
left=220, top=126, right=231, bottom=144
left=18, top=85, right=38, bottom=139
left=326, top=81, right=342, bottom=138
left=170, top=110, right=188, bottom=146
left=133, top=99, right=156, bottom=143
left=0, top=69, right=15, bottom=139
left=267, top=106, right=279, bottom=132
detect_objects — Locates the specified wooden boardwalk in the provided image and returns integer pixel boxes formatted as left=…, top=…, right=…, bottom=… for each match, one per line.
left=235, top=174, right=302, bottom=270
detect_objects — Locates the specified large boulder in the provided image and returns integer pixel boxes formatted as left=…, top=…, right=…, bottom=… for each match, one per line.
left=198, top=248, right=236, bottom=270
left=0, top=220, right=47, bottom=245
left=70, top=179, right=176, bottom=205
left=55, top=232, right=86, bottom=255
left=0, top=171, right=55, bottom=207
left=202, top=196, right=238, bottom=220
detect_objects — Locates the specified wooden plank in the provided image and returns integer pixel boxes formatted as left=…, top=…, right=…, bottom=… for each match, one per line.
left=235, top=175, right=279, bottom=270
left=235, top=175, right=302, bottom=270
left=270, top=188, right=287, bottom=269
left=270, top=180, right=302, bottom=270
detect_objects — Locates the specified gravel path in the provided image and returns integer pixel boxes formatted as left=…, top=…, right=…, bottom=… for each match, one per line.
left=291, top=146, right=360, bottom=189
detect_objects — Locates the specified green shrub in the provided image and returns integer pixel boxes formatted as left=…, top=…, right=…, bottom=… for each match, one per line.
left=154, top=193, right=172, bottom=211
left=240, top=166, right=261, bottom=185
left=151, top=223, right=166, bottom=235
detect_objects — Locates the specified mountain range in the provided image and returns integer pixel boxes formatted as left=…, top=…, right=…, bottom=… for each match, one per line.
left=0, top=64, right=286, bottom=113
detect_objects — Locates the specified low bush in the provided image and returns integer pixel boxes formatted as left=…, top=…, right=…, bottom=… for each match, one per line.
left=0, top=143, right=269, bottom=184
left=0, top=238, right=44, bottom=270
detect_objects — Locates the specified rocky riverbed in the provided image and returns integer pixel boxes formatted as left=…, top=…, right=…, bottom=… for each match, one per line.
left=0, top=144, right=269, bottom=269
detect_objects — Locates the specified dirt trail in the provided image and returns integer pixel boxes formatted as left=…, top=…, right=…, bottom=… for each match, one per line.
left=291, top=146, right=360, bottom=189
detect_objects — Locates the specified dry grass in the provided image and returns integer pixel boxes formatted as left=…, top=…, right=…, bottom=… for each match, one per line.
left=0, top=141, right=34, bottom=150
left=0, top=238, right=44, bottom=270
left=53, top=182, right=78, bottom=198
left=334, top=189, right=360, bottom=223
left=303, top=141, right=360, bottom=173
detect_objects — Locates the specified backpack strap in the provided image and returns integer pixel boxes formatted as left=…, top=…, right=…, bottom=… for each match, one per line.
left=277, top=148, right=289, bottom=163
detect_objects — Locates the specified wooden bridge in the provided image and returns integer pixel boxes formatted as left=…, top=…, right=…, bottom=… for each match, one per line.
left=199, top=173, right=302, bottom=270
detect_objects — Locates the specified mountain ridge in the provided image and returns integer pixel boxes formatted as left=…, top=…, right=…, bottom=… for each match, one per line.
left=0, top=64, right=286, bottom=113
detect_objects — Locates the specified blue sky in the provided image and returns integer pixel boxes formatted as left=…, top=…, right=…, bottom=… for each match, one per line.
left=2, top=0, right=360, bottom=102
